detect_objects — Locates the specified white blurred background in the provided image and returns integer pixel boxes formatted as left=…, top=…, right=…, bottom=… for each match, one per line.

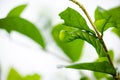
left=0, top=0, right=120, bottom=80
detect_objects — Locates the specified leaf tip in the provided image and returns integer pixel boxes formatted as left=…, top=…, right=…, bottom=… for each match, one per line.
left=59, top=7, right=71, bottom=17
left=7, top=4, right=28, bottom=17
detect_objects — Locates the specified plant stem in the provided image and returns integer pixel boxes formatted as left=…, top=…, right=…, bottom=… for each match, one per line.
left=70, top=0, right=101, bottom=39
left=101, top=39, right=114, bottom=67
left=70, top=0, right=113, bottom=65
left=70, top=0, right=118, bottom=79
left=114, top=72, right=119, bottom=80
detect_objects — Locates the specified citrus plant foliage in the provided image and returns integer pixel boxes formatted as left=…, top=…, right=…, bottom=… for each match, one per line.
left=0, top=1, right=120, bottom=80
left=52, top=24, right=84, bottom=61
left=0, top=4, right=45, bottom=49
left=7, top=68, right=40, bottom=80
left=54, top=2, right=120, bottom=80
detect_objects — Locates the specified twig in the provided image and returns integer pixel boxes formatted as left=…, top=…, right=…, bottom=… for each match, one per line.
left=70, top=0, right=101, bottom=39
left=70, top=0, right=118, bottom=79
left=70, top=0, right=113, bottom=66
left=101, top=40, right=114, bottom=67
left=114, top=72, right=119, bottom=80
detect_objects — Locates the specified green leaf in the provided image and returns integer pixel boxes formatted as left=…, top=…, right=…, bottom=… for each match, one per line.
left=108, top=6, right=120, bottom=26
left=93, top=72, right=108, bottom=80
left=7, top=4, right=27, bottom=17
left=95, top=7, right=110, bottom=21
left=94, top=7, right=114, bottom=34
left=23, top=74, right=40, bottom=80
left=97, top=57, right=109, bottom=62
left=94, top=18, right=115, bottom=34
left=59, top=28, right=106, bottom=57
left=51, top=24, right=84, bottom=62
left=0, top=17, right=45, bottom=49
left=66, top=61, right=116, bottom=75
left=93, top=72, right=114, bottom=80
left=7, top=68, right=22, bottom=80
left=107, top=77, right=114, bottom=80
left=112, top=28, right=120, bottom=38
left=80, top=76, right=90, bottom=80
left=7, top=68, right=41, bottom=80
left=59, top=7, right=95, bottom=34
left=94, top=6, right=120, bottom=34
left=109, top=6, right=120, bottom=38
left=108, top=50, right=114, bottom=61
